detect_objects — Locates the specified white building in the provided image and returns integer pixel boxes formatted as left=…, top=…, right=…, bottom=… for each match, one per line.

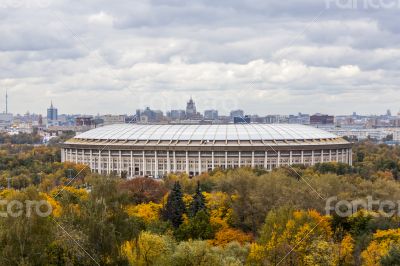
left=0, top=113, right=13, bottom=130
left=62, top=124, right=352, bottom=179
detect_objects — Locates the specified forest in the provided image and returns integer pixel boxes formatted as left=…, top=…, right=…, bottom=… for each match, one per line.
left=0, top=141, right=400, bottom=265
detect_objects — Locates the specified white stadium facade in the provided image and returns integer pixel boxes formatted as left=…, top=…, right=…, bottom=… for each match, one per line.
left=62, top=124, right=352, bottom=178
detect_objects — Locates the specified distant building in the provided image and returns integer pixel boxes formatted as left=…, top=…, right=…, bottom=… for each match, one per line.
left=394, top=130, right=400, bottom=143
left=168, top=110, right=186, bottom=121
left=204, top=110, right=218, bottom=120
left=0, top=113, right=13, bottom=130
left=47, top=102, right=58, bottom=126
left=265, top=115, right=288, bottom=124
left=230, top=110, right=244, bottom=121
left=234, top=116, right=250, bottom=124
left=288, top=113, right=310, bottom=125
left=186, top=97, right=197, bottom=119
left=310, top=114, right=334, bottom=125
left=137, top=107, right=164, bottom=123
left=101, top=115, right=126, bottom=126
left=76, top=116, right=94, bottom=127
left=47, top=102, right=58, bottom=121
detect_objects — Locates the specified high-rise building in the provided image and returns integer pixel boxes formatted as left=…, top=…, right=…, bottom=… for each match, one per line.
left=137, top=107, right=164, bottom=123
left=46, top=101, right=58, bottom=126
left=204, top=110, right=218, bottom=120
left=186, top=97, right=197, bottom=119
left=230, top=110, right=244, bottom=121
left=47, top=101, right=58, bottom=121
left=168, top=110, right=186, bottom=120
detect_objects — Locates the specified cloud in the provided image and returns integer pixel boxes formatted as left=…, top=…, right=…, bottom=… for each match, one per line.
left=0, top=0, right=399, bottom=115
left=88, top=11, right=114, bottom=26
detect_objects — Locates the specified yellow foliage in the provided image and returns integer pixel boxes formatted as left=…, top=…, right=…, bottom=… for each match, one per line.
left=41, top=193, right=62, bottom=218
left=182, top=213, right=190, bottom=225
left=121, top=231, right=173, bottom=266
left=125, top=202, right=161, bottom=223
left=255, top=209, right=333, bottom=265
left=0, top=188, right=17, bottom=199
left=183, top=194, right=193, bottom=207
left=50, top=186, right=88, bottom=201
left=203, top=191, right=232, bottom=229
left=337, top=234, right=355, bottom=266
left=303, top=240, right=338, bottom=266
left=209, top=227, right=252, bottom=246
left=361, top=229, right=400, bottom=265
left=248, top=243, right=266, bottom=264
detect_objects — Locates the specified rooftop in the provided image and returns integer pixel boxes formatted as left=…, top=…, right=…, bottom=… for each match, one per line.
left=71, top=124, right=341, bottom=142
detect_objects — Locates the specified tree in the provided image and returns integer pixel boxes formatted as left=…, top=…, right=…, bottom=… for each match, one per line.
left=210, top=227, right=252, bottom=246
left=203, top=191, right=232, bottom=229
left=162, top=182, right=186, bottom=228
left=251, top=207, right=334, bottom=265
left=175, top=210, right=215, bottom=241
left=190, top=181, right=206, bottom=217
left=381, top=245, right=400, bottom=266
left=120, top=177, right=168, bottom=204
left=361, top=229, right=400, bottom=266
left=126, top=202, right=162, bottom=223
left=0, top=187, right=56, bottom=265
left=171, top=240, right=226, bottom=266
left=67, top=176, right=145, bottom=264
left=121, top=231, right=174, bottom=266
left=337, top=234, right=355, bottom=266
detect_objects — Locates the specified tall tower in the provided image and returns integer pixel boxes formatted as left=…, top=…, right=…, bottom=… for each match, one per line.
left=186, top=97, right=197, bottom=119
left=47, top=101, right=58, bottom=124
left=5, top=89, right=8, bottom=114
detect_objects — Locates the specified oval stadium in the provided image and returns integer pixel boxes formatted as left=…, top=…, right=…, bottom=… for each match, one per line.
left=62, top=124, right=352, bottom=178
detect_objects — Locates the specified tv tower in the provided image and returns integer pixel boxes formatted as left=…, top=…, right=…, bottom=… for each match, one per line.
left=5, top=89, right=8, bottom=114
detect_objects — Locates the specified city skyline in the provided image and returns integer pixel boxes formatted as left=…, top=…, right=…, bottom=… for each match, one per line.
left=4, top=94, right=400, bottom=117
left=5, top=97, right=400, bottom=118
left=1, top=2, right=400, bottom=115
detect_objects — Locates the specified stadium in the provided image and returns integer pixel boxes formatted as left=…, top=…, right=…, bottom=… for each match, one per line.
left=62, top=124, right=352, bottom=178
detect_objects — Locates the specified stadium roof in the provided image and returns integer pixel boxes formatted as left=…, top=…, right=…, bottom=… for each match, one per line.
left=71, top=124, right=341, bottom=143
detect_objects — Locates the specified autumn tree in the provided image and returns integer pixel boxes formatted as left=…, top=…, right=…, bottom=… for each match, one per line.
left=0, top=187, right=56, bottom=265
left=121, top=231, right=174, bottom=266
left=361, top=229, right=400, bottom=265
left=120, top=177, right=167, bottom=204
left=381, top=245, right=400, bottom=266
left=249, top=207, right=334, bottom=265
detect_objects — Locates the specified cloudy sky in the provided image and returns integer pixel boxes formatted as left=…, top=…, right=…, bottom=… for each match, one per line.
left=1, top=0, right=400, bottom=116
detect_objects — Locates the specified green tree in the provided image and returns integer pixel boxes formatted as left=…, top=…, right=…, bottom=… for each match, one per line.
left=190, top=181, right=206, bottom=217
left=0, top=187, right=55, bottom=265
left=175, top=210, right=215, bottom=241
left=162, top=181, right=186, bottom=228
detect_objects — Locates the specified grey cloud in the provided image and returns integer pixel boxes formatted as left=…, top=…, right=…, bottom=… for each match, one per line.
left=1, top=0, right=400, bottom=115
